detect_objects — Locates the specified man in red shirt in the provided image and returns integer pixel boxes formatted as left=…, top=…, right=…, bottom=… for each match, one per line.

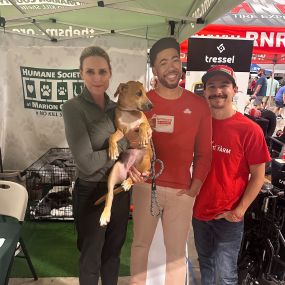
left=193, top=65, right=271, bottom=285
left=129, top=37, right=212, bottom=285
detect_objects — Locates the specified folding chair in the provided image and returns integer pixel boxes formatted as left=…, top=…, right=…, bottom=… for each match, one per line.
left=0, top=180, right=37, bottom=284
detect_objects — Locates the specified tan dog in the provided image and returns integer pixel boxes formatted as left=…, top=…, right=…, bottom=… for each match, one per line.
left=99, top=81, right=153, bottom=226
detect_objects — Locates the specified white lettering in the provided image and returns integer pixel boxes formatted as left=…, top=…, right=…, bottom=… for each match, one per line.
left=212, top=142, right=231, bottom=154
left=246, top=31, right=259, bottom=47
left=0, top=0, right=81, bottom=6
left=13, top=25, right=95, bottom=38
left=205, top=55, right=235, bottom=64
left=57, top=70, right=80, bottom=79
left=21, top=68, right=56, bottom=78
left=32, top=101, right=59, bottom=110
left=276, top=32, right=285, bottom=48
left=191, top=0, right=215, bottom=18
left=260, top=32, right=275, bottom=47
left=250, top=2, right=280, bottom=15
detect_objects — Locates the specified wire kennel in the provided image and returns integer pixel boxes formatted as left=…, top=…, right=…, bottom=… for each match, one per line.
left=26, top=148, right=76, bottom=220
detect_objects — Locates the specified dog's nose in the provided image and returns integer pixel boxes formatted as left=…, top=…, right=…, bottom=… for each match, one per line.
left=141, top=102, right=153, bottom=111
left=146, top=102, right=153, bottom=110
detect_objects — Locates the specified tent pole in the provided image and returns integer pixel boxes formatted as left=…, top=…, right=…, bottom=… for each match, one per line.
left=0, top=148, right=3, bottom=173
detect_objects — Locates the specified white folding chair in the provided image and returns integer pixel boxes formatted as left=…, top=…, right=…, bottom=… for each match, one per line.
left=0, top=180, right=37, bottom=284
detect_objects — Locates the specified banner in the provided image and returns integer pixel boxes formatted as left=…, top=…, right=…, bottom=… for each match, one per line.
left=180, top=24, right=285, bottom=64
left=0, top=36, right=147, bottom=170
left=186, top=37, right=253, bottom=113
left=216, top=1, right=285, bottom=27
left=20, top=67, right=84, bottom=114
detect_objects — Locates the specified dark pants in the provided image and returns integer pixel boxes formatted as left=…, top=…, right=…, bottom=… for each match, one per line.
left=192, top=217, right=244, bottom=285
left=73, top=178, right=130, bottom=285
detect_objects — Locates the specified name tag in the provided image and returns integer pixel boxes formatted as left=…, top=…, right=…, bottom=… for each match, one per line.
left=153, top=115, right=174, bottom=133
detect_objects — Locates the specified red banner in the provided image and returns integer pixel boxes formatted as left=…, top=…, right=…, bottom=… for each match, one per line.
left=180, top=24, right=285, bottom=64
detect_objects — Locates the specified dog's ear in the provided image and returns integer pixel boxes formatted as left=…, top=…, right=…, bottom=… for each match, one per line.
left=114, top=83, right=128, bottom=97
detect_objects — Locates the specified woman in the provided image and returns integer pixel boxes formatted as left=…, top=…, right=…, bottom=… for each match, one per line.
left=62, top=46, right=130, bottom=285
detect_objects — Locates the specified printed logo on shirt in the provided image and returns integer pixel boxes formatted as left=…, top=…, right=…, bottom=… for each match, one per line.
left=183, top=108, right=192, bottom=114
left=212, top=141, right=231, bottom=154
left=152, top=114, right=174, bottom=133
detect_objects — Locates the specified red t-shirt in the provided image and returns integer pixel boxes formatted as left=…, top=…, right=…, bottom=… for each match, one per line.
left=145, top=89, right=212, bottom=190
left=193, top=112, right=271, bottom=221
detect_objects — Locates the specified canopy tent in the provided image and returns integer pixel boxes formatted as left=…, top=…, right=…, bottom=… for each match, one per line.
left=1, top=0, right=248, bottom=170
left=180, top=0, right=285, bottom=65
left=180, top=0, right=285, bottom=104
left=0, top=0, right=244, bottom=46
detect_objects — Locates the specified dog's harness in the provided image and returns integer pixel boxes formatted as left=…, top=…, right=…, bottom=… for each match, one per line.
left=150, top=139, right=164, bottom=216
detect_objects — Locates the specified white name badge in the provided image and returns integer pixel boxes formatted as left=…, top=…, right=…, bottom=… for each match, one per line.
left=153, top=115, right=174, bottom=133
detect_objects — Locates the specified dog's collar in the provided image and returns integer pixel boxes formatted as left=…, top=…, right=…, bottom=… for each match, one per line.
left=116, top=106, right=140, bottom=112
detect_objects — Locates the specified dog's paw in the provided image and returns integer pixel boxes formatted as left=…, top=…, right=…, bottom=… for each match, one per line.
left=100, top=209, right=111, bottom=226
left=121, top=178, right=133, bottom=191
left=108, top=144, right=119, bottom=160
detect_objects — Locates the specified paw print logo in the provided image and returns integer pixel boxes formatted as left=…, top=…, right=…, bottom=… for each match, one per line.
left=57, top=82, right=68, bottom=100
left=40, top=82, right=52, bottom=100
left=58, top=86, right=67, bottom=96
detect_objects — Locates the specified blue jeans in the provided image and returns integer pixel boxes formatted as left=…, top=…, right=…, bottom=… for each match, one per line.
left=192, top=217, right=244, bottom=285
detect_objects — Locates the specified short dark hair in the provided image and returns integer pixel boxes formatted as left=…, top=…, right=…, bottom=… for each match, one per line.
left=149, top=37, right=180, bottom=67
left=79, top=46, right=111, bottom=71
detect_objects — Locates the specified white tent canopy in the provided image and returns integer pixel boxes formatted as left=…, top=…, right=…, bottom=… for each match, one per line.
left=0, top=0, right=244, bottom=45
left=0, top=0, right=245, bottom=170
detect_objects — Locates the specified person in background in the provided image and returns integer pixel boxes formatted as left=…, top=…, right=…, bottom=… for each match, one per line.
left=271, top=126, right=285, bottom=156
left=62, top=46, right=130, bottom=285
left=253, top=98, right=276, bottom=137
left=274, top=81, right=285, bottom=119
left=130, top=37, right=212, bottom=285
left=179, top=66, right=186, bottom=88
left=252, top=68, right=267, bottom=105
left=193, top=65, right=271, bottom=285
left=150, top=76, right=158, bottom=90
left=249, top=76, right=257, bottom=95
left=264, top=72, right=279, bottom=108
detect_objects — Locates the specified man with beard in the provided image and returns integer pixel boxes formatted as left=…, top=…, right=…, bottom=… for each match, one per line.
left=129, top=37, right=212, bottom=285
left=192, top=65, right=271, bottom=285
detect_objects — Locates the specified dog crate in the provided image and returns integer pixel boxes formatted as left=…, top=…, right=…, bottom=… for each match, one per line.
left=26, top=148, right=76, bottom=220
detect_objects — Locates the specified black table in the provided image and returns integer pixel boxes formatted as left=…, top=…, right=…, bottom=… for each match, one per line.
left=0, top=222, right=21, bottom=285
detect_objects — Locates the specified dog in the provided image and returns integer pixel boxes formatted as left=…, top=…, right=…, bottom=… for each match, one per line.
left=99, top=81, right=153, bottom=226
